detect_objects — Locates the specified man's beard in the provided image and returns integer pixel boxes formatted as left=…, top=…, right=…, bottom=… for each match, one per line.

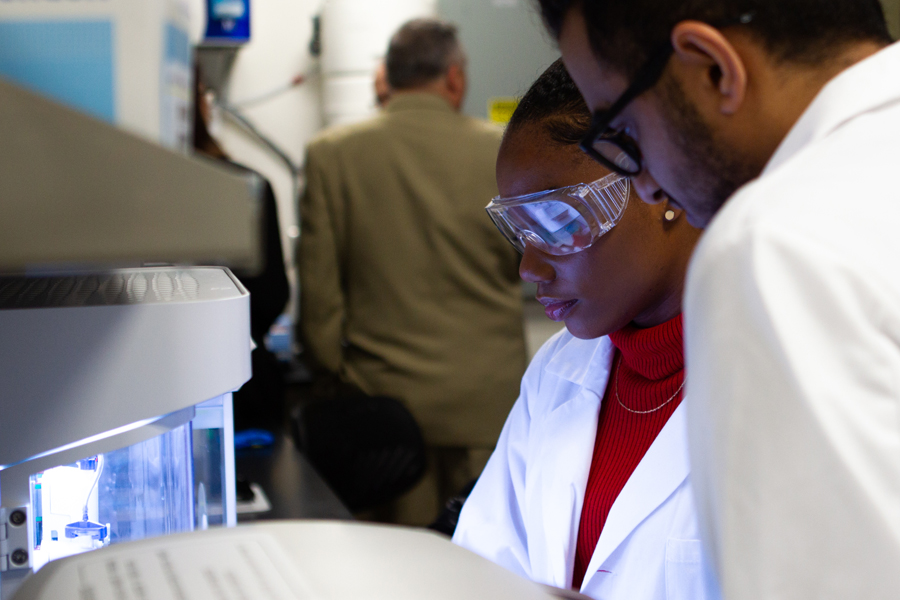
left=659, top=75, right=759, bottom=227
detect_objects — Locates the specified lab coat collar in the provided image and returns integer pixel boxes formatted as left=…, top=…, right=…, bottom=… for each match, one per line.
left=581, top=401, right=691, bottom=591
left=533, top=386, right=603, bottom=588
left=533, top=335, right=614, bottom=588
left=540, top=335, right=690, bottom=590
left=544, top=334, right=616, bottom=398
left=765, top=41, right=900, bottom=175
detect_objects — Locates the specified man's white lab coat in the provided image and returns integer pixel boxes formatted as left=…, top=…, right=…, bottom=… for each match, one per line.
left=685, top=42, right=900, bottom=600
left=453, top=331, right=718, bottom=600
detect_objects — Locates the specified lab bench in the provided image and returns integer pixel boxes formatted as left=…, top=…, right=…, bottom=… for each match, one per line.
left=236, top=434, right=353, bottom=522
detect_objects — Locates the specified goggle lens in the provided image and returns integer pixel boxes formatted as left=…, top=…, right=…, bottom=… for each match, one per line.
left=486, top=174, right=630, bottom=256
left=500, top=201, right=594, bottom=255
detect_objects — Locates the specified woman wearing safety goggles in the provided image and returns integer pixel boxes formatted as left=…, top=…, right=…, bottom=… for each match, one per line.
left=485, top=170, right=629, bottom=259
left=453, top=61, right=717, bottom=600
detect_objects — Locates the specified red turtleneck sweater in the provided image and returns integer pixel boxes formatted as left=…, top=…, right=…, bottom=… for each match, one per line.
left=571, top=314, right=685, bottom=588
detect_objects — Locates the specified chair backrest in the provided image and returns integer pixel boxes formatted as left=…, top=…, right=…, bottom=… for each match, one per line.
left=291, top=389, right=427, bottom=512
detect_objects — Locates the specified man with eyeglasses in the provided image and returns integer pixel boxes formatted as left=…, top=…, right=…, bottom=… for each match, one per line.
left=536, top=0, right=900, bottom=599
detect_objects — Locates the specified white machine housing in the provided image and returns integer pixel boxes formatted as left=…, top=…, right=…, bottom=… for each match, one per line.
left=0, top=267, right=251, bottom=599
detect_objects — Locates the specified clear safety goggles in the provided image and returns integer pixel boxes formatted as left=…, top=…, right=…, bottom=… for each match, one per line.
left=485, top=173, right=630, bottom=256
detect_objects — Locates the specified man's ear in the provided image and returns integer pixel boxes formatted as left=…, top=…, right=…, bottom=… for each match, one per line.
left=670, top=21, right=747, bottom=115
left=445, top=63, right=467, bottom=110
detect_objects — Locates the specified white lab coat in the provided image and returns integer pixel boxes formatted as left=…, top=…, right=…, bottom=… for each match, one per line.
left=685, top=43, right=900, bottom=600
left=453, top=330, right=718, bottom=600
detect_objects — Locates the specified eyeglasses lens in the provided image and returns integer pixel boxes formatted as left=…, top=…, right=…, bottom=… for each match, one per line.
left=593, top=138, right=640, bottom=174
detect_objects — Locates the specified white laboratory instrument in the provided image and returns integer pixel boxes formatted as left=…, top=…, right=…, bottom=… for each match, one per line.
left=10, top=521, right=592, bottom=600
left=0, top=267, right=251, bottom=599
left=0, top=77, right=263, bottom=273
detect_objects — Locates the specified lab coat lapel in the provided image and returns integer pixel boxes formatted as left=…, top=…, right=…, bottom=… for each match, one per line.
left=580, top=402, right=691, bottom=590
left=532, top=336, right=615, bottom=588
left=532, top=387, right=601, bottom=588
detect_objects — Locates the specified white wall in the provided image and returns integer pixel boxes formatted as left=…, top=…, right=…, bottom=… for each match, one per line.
left=190, top=0, right=326, bottom=315
left=192, top=0, right=435, bottom=316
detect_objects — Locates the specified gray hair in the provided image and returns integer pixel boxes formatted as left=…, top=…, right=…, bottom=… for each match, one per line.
left=385, top=18, right=466, bottom=90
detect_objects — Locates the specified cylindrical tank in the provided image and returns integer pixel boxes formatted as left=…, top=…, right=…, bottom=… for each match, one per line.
left=319, top=0, right=436, bottom=126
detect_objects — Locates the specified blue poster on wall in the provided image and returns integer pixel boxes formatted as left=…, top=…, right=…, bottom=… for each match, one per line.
left=0, top=20, right=115, bottom=122
left=205, top=0, right=250, bottom=44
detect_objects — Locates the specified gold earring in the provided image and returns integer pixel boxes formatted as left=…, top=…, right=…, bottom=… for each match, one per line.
left=664, top=209, right=676, bottom=222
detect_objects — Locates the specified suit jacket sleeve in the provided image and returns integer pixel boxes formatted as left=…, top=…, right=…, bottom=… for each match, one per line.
left=298, top=142, right=345, bottom=374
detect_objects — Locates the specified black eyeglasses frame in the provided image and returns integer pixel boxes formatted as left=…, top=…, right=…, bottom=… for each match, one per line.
left=578, top=12, right=755, bottom=177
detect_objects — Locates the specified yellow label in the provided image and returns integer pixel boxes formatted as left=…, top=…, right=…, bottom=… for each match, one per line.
left=488, top=97, right=519, bottom=125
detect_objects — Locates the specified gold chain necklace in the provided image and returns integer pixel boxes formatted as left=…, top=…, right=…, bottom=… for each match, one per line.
left=614, top=356, right=685, bottom=415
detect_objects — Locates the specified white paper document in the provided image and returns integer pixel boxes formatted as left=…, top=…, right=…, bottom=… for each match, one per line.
left=38, top=532, right=314, bottom=600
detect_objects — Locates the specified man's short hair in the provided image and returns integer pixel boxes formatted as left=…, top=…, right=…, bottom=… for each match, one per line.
left=536, top=0, right=892, bottom=78
left=386, top=18, right=465, bottom=90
